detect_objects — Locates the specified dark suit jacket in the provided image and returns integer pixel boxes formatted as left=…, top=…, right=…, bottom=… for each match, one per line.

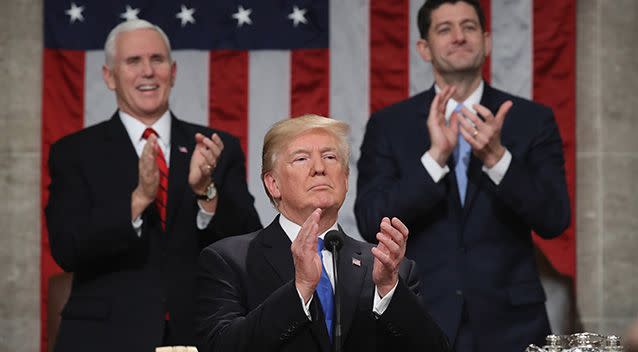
left=45, top=112, right=262, bottom=352
left=196, top=217, right=451, bottom=352
left=355, top=85, right=571, bottom=352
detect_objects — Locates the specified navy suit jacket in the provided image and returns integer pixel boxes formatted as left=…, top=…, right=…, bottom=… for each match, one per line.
left=46, top=112, right=262, bottom=352
left=196, top=217, right=451, bottom=352
left=355, top=85, right=570, bottom=352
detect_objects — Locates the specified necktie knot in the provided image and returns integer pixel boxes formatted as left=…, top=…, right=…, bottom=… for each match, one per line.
left=317, top=238, right=324, bottom=253
left=142, top=127, right=158, bottom=140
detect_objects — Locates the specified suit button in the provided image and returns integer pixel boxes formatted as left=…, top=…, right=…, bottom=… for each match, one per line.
left=456, top=290, right=463, bottom=296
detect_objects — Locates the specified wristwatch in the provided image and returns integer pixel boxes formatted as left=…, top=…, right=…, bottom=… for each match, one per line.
left=196, top=182, right=217, bottom=201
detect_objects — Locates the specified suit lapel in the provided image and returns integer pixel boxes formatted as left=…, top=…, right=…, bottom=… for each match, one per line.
left=166, top=114, right=191, bottom=232
left=337, top=234, right=367, bottom=341
left=104, top=112, right=139, bottom=194
left=259, top=217, right=295, bottom=284
left=259, top=219, right=333, bottom=351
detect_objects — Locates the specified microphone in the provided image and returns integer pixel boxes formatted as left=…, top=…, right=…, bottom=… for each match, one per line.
left=324, top=230, right=345, bottom=352
left=324, top=229, right=344, bottom=252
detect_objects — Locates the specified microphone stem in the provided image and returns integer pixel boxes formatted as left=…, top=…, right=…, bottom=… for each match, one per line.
left=330, top=243, right=342, bottom=352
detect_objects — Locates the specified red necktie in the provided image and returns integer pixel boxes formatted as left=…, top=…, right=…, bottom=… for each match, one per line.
left=142, top=128, right=169, bottom=230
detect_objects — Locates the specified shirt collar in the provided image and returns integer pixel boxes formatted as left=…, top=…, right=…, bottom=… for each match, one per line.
left=278, top=214, right=339, bottom=244
left=119, top=110, right=172, bottom=149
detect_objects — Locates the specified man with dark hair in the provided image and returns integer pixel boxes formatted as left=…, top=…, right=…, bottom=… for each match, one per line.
left=46, top=20, right=261, bottom=352
left=355, top=1, right=570, bottom=351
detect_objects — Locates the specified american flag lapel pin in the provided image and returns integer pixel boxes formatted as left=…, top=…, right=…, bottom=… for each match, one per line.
left=352, top=257, right=361, bottom=267
left=179, top=146, right=188, bottom=153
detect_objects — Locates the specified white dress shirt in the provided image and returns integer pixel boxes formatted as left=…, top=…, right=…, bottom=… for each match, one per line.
left=119, top=111, right=214, bottom=235
left=421, top=81, right=512, bottom=185
left=278, top=215, right=397, bottom=320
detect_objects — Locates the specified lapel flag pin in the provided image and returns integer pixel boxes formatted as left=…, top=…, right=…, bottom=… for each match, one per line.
left=352, top=258, right=361, bottom=267
left=179, top=146, right=188, bottom=153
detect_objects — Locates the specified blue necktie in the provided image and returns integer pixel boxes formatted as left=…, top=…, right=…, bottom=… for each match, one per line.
left=453, top=103, right=471, bottom=206
left=316, top=238, right=334, bottom=340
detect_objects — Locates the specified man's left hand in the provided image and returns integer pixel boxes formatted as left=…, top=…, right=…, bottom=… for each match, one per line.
left=372, top=217, right=409, bottom=297
left=458, top=101, right=513, bottom=168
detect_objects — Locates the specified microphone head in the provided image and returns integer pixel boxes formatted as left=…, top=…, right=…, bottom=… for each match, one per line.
left=324, top=230, right=344, bottom=252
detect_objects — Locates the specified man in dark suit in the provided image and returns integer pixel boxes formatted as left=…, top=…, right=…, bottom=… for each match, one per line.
left=355, top=1, right=571, bottom=351
left=45, top=20, right=261, bottom=352
left=196, top=115, right=450, bottom=352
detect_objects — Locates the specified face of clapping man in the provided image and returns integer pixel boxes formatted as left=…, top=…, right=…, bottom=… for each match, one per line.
left=263, top=129, right=349, bottom=225
left=417, top=1, right=491, bottom=79
left=103, top=28, right=176, bottom=124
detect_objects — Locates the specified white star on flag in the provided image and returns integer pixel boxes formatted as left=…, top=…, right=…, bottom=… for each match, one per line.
left=287, top=6, right=308, bottom=27
left=176, top=5, right=196, bottom=27
left=120, top=5, right=140, bottom=21
left=232, top=5, right=252, bottom=27
left=65, top=3, right=85, bottom=23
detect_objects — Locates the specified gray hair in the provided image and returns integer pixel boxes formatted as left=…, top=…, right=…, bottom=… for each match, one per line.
left=104, top=19, right=172, bottom=68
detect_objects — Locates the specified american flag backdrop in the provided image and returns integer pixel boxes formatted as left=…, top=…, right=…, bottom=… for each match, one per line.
left=41, top=0, right=575, bottom=349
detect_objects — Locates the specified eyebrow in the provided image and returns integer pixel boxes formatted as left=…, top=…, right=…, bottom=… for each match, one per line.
left=288, top=146, right=337, bottom=157
left=434, top=18, right=478, bottom=29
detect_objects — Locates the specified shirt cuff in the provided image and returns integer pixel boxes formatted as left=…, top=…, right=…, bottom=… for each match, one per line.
left=196, top=201, right=215, bottom=230
left=132, top=216, right=143, bottom=237
left=297, top=288, right=313, bottom=321
left=372, top=281, right=399, bottom=317
left=482, top=149, right=512, bottom=185
left=422, top=151, right=450, bottom=183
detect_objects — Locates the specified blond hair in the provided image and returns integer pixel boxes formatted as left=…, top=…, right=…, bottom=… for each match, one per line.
left=261, top=114, right=350, bottom=206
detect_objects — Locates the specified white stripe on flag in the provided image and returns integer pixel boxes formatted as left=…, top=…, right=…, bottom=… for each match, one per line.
left=170, top=51, right=209, bottom=126
left=330, top=0, right=369, bottom=241
left=491, top=0, right=533, bottom=99
left=247, top=50, right=290, bottom=224
left=410, top=0, right=435, bottom=95
left=85, top=50, right=116, bottom=127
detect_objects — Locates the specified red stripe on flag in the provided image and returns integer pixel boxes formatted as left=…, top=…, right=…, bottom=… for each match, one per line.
left=370, top=0, right=410, bottom=113
left=209, top=50, right=249, bottom=156
left=41, top=48, right=86, bottom=352
left=290, top=49, right=330, bottom=117
left=480, top=0, right=491, bottom=83
left=532, top=0, right=576, bottom=279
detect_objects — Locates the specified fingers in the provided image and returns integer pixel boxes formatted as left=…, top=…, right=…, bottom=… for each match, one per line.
left=391, top=217, right=409, bottom=237
left=373, top=217, right=408, bottom=266
left=294, top=208, right=322, bottom=251
left=428, top=86, right=456, bottom=125
left=494, top=100, right=513, bottom=123
left=469, top=100, right=512, bottom=127
left=195, top=132, right=225, bottom=171
left=441, top=86, right=456, bottom=111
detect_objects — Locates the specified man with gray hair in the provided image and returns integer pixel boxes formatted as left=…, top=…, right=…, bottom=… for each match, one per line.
left=46, top=19, right=261, bottom=351
left=196, top=114, right=450, bottom=352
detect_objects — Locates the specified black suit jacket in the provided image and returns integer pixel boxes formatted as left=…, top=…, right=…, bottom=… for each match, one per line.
left=355, top=85, right=571, bottom=352
left=46, top=112, right=262, bottom=352
left=196, top=217, right=450, bottom=352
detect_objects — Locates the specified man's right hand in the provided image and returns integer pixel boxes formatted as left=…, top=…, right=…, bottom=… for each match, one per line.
left=131, top=134, right=160, bottom=220
left=427, top=85, right=458, bottom=167
left=291, top=208, right=323, bottom=303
